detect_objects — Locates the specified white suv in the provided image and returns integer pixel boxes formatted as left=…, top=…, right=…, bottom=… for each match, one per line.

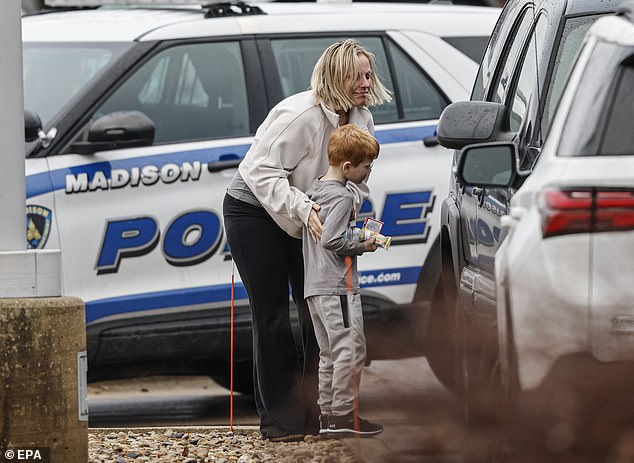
left=457, top=3, right=634, bottom=458
left=22, top=0, right=499, bottom=390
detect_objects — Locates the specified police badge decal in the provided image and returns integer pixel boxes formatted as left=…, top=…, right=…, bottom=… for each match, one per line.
left=26, top=205, right=52, bottom=249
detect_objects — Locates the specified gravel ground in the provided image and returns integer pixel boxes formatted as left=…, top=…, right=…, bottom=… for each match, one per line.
left=88, top=427, right=361, bottom=463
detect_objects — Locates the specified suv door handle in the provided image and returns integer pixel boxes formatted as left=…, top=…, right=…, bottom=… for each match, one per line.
left=207, top=158, right=241, bottom=173
left=423, top=135, right=439, bottom=147
left=472, top=186, right=486, bottom=207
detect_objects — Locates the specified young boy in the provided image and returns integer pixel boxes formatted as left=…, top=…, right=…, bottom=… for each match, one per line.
left=302, top=124, right=383, bottom=438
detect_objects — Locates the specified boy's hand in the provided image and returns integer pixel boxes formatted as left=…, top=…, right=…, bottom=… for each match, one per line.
left=362, top=236, right=378, bottom=252
left=307, top=203, right=323, bottom=243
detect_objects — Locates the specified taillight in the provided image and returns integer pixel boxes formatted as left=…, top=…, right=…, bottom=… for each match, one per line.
left=539, top=188, right=634, bottom=238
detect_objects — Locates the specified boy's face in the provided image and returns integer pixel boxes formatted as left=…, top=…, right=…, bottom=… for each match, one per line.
left=343, top=160, right=373, bottom=184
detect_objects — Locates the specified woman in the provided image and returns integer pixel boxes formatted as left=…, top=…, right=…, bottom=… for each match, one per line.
left=223, top=39, right=390, bottom=441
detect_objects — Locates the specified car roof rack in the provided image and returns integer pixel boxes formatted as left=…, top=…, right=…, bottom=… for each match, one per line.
left=45, top=0, right=253, bottom=5
left=41, top=0, right=266, bottom=16
left=204, top=1, right=265, bottom=17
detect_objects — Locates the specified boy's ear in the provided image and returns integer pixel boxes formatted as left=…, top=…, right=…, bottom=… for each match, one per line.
left=342, top=161, right=352, bottom=171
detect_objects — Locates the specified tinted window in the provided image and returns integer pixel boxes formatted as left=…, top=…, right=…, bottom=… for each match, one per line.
left=507, top=15, right=548, bottom=124
left=271, top=37, right=340, bottom=97
left=387, top=41, right=449, bottom=121
left=82, top=41, right=249, bottom=144
left=471, top=3, right=517, bottom=101
left=542, top=14, right=603, bottom=135
left=558, top=44, right=633, bottom=157
left=490, top=7, right=533, bottom=104
left=508, top=23, right=539, bottom=133
left=23, top=42, right=130, bottom=126
left=601, top=64, right=634, bottom=155
left=442, top=36, right=490, bottom=63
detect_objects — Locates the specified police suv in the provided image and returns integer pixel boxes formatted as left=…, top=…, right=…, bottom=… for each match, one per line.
left=22, top=0, right=499, bottom=390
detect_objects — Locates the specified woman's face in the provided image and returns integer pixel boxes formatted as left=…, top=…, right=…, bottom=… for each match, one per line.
left=345, top=53, right=372, bottom=107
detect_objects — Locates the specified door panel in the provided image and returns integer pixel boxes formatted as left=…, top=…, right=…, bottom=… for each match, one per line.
left=50, top=40, right=252, bottom=325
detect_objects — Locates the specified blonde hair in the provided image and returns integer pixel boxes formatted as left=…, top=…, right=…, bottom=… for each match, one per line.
left=328, top=124, right=379, bottom=167
left=311, top=39, right=392, bottom=112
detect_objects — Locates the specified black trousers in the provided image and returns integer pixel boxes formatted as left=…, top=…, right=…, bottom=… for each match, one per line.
left=223, top=193, right=320, bottom=437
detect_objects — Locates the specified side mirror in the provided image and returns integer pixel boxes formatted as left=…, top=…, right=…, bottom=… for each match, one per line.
left=24, top=109, right=42, bottom=142
left=457, top=142, right=516, bottom=187
left=71, top=111, right=155, bottom=154
left=437, top=101, right=508, bottom=150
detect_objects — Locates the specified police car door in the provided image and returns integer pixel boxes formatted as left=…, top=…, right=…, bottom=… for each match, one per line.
left=47, top=40, right=257, bottom=327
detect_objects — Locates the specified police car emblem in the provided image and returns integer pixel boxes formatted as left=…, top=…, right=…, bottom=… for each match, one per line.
left=26, top=205, right=52, bottom=249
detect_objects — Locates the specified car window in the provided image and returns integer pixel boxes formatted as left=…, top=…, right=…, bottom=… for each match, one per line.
left=386, top=41, right=449, bottom=121
left=558, top=44, right=633, bottom=157
left=23, top=42, right=131, bottom=127
left=541, top=14, right=603, bottom=135
left=601, top=63, right=634, bottom=155
left=441, top=36, right=490, bottom=64
left=507, top=25, right=538, bottom=133
left=270, top=36, right=398, bottom=123
left=490, top=7, right=534, bottom=104
left=471, top=2, right=523, bottom=101
left=507, top=14, right=547, bottom=134
left=270, top=36, right=447, bottom=124
left=84, top=41, right=249, bottom=144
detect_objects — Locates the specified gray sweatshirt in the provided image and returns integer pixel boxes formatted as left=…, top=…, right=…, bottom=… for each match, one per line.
left=302, top=177, right=366, bottom=298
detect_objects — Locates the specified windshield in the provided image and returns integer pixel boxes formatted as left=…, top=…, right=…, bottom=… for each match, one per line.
left=23, top=42, right=132, bottom=127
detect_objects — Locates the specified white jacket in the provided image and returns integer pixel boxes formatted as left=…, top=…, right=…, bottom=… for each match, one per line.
left=239, top=90, right=374, bottom=238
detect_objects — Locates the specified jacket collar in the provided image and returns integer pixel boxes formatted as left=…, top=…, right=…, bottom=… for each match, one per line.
left=320, top=102, right=340, bottom=128
left=320, top=102, right=371, bottom=128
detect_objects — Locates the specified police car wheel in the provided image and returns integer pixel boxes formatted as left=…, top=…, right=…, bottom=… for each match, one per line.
left=211, top=361, right=254, bottom=395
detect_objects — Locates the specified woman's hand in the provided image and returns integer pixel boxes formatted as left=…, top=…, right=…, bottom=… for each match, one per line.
left=307, top=203, right=323, bottom=243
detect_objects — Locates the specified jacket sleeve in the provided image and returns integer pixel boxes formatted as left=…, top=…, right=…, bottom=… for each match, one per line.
left=321, top=197, right=366, bottom=256
left=239, top=109, right=320, bottom=228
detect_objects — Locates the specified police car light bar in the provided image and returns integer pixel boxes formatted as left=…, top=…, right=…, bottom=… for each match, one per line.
left=43, top=0, right=262, bottom=6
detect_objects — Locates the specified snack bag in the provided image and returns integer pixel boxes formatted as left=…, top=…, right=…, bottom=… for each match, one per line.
left=346, top=218, right=392, bottom=250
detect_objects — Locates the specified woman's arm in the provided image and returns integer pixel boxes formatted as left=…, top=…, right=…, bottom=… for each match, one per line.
left=239, top=105, right=323, bottom=230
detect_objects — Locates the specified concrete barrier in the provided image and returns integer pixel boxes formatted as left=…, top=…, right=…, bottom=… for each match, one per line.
left=0, top=296, right=88, bottom=462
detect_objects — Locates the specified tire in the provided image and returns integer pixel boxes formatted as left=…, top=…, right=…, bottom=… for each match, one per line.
left=211, top=361, right=254, bottom=395
left=457, top=299, right=503, bottom=425
left=456, top=298, right=478, bottom=421
left=425, top=251, right=459, bottom=395
left=458, top=300, right=513, bottom=463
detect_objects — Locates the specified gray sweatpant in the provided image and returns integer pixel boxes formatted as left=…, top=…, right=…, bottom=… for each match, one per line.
left=306, top=293, right=366, bottom=416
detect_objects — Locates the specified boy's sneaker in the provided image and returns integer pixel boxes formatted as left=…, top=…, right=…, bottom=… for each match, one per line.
left=322, top=412, right=383, bottom=438
left=319, top=414, right=331, bottom=436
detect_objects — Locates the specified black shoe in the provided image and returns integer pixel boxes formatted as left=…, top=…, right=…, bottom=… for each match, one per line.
left=322, top=412, right=383, bottom=438
left=303, top=414, right=321, bottom=436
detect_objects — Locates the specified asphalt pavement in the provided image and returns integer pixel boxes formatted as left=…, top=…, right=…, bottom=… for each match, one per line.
left=341, top=357, right=464, bottom=463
